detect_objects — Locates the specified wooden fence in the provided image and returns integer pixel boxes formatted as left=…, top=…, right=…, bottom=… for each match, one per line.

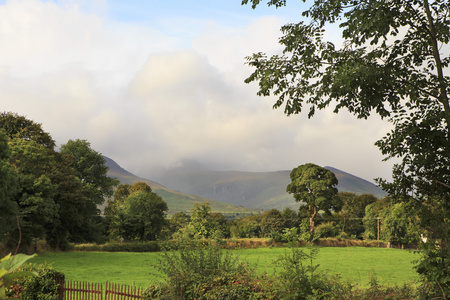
left=57, top=280, right=144, bottom=300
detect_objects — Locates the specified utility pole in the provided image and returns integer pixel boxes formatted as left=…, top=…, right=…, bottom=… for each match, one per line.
left=376, top=217, right=381, bottom=240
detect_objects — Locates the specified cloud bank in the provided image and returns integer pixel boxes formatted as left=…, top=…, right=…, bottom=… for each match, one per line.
left=0, top=0, right=394, bottom=183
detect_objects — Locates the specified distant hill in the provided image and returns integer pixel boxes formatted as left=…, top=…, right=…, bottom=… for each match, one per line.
left=152, top=164, right=387, bottom=210
left=104, top=156, right=262, bottom=216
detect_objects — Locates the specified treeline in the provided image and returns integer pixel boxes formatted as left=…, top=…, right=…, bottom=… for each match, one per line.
left=153, top=194, right=415, bottom=245
left=103, top=185, right=415, bottom=247
left=0, top=112, right=118, bottom=251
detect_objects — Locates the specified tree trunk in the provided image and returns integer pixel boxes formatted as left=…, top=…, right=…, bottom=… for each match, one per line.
left=423, top=0, right=450, bottom=140
left=308, top=204, right=317, bottom=242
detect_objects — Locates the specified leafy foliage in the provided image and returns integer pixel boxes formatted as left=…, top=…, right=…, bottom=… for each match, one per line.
left=0, top=130, right=18, bottom=241
left=287, top=163, right=339, bottom=241
left=60, top=139, right=118, bottom=206
left=0, top=253, right=36, bottom=299
left=107, top=182, right=168, bottom=241
left=154, top=233, right=263, bottom=299
left=243, top=0, right=450, bottom=296
left=14, top=264, right=65, bottom=300
left=0, top=112, right=119, bottom=249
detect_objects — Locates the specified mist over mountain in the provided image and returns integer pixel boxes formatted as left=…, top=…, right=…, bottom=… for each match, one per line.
left=105, top=157, right=386, bottom=211
left=150, top=160, right=387, bottom=210
left=104, top=156, right=262, bottom=215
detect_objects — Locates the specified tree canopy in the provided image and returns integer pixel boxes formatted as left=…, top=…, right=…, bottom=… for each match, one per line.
left=0, top=112, right=119, bottom=249
left=243, top=0, right=449, bottom=295
left=287, top=163, right=338, bottom=241
left=106, top=182, right=168, bottom=241
left=243, top=0, right=450, bottom=197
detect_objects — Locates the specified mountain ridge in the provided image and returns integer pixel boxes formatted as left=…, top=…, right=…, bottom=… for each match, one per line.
left=105, top=156, right=386, bottom=212
left=104, top=156, right=262, bottom=215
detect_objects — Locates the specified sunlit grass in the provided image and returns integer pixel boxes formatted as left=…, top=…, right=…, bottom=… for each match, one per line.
left=30, top=246, right=419, bottom=288
left=241, top=247, right=419, bottom=287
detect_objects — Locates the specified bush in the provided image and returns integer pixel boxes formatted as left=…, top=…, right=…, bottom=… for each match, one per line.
left=145, top=231, right=277, bottom=299
left=9, top=264, right=64, bottom=300
left=101, top=241, right=160, bottom=252
left=316, top=222, right=340, bottom=238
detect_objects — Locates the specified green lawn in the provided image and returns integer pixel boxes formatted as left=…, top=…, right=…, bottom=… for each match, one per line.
left=240, top=247, right=419, bottom=287
left=30, top=246, right=419, bottom=288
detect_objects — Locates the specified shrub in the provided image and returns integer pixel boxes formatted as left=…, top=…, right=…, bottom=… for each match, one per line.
left=316, top=222, right=340, bottom=238
left=9, top=264, right=64, bottom=300
left=101, top=241, right=160, bottom=252
left=146, top=231, right=277, bottom=299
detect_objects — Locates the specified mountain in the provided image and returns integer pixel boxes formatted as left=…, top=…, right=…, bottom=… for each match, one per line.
left=104, top=156, right=262, bottom=216
left=151, top=164, right=387, bottom=210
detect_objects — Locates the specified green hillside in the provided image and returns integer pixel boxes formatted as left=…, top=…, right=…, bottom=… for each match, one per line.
left=104, top=157, right=262, bottom=216
left=153, top=165, right=387, bottom=210
left=105, top=156, right=386, bottom=212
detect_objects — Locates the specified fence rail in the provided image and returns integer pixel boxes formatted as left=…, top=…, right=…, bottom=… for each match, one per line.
left=56, top=279, right=144, bottom=300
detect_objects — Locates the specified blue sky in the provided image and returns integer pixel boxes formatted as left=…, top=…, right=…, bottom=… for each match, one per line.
left=0, top=0, right=394, bottom=182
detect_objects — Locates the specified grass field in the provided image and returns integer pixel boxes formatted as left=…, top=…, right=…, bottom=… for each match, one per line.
left=30, top=246, right=419, bottom=289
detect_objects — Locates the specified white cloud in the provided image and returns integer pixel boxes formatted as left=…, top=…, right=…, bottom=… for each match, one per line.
left=0, top=0, right=395, bottom=184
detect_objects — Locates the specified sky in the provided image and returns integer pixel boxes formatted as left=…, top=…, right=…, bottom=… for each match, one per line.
left=0, top=0, right=396, bottom=183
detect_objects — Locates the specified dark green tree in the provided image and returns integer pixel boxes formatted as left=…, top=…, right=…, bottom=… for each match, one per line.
left=0, top=130, right=18, bottom=242
left=60, top=139, right=118, bottom=206
left=106, top=182, right=159, bottom=240
left=243, top=1, right=449, bottom=295
left=207, top=212, right=229, bottom=238
left=287, top=164, right=338, bottom=241
left=60, top=139, right=118, bottom=242
left=109, top=183, right=168, bottom=241
left=282, top=207, right=300, bottom=229
left=336, top=193, right=377, bottom=238
left=260, top=209, right=284, bottom=237
left=230, top=214, right=262, bottom=238
left=44, top=152, right=86, bottom=249
left=169, top=212, right=190, bottom=234
left=7, top=138, right=59, bottom=248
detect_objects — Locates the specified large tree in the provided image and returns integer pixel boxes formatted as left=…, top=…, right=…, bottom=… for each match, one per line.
left=286, top=163, right=338, bottom=241
left=60, top=139, right=118, bottom=242
left=60, top=139, right=118, bottom=207
left=7, top=138, right=59, bottom=248
left=0, top=130, right=18, bottom=242
left=243, top=0, right=449, bottom=295
left=107, top=182, right=168, bottom=241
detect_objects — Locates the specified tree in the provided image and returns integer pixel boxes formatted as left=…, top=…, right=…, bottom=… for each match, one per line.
left=281, top=207, right=300, bottom=229
left=121, top=191, right=168, bottom=241
left=169, top=212, right=190, bottom=234
left=44, top=152, right=86, bottom=249
left=287, top=164, right=338, bottom=241
left=60, top=139, right=118, bottom=206
left=0, top=112, right=55, bottom=149
left=0, top=130, right=18, bottom=242
left=336, top=192, right=377, bottom=238
left=260, top=209, right=285, bottom=237
left=0, top=112, right=86, bottom=249
left=243, top=1, right=449, bottom=295
left=107, top=182, right=168, bottom=241
left=7, top=138, right=59, bottom=248
left=190, top=202, right=212, bottom=238
left=60, top=139, right=118, bottom=242
left=230, top=214, right=262, bottom=238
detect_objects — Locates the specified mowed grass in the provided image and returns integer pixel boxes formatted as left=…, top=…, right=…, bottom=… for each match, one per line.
left=240, top=247, right=419, bottom=287
left=30, top=246, right=419, bottom=288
